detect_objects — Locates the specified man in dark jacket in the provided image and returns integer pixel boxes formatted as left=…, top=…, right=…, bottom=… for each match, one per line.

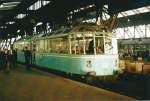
left=3, top=49, right=9, bottom=72
left=88, top=40, right=94, bottom=54
left=0, top=49, right=3, bottom=70
left=0, top=49, right=5, bottom=70
left=12, top=48, right=17, bottom=68
left=24, top=47, right=31, bottom=70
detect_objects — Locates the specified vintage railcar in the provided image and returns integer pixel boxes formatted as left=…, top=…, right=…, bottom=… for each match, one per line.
left=14, top=25, right=119, bottom=81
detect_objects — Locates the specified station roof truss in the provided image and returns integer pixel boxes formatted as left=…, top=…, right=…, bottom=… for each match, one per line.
left=0, top=0, right=150, bottom=39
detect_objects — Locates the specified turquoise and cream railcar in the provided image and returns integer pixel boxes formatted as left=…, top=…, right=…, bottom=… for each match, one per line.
left=14, top=25, right=119, bottom=78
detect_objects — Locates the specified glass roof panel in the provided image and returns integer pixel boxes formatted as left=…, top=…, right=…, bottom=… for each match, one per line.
left=16, top=14, right=26, bottom=19
left=118, top=5, right=150, bottom=18
left=28, top=1, right=50, bottom=11
left=0, top=2, right=20, bottom=10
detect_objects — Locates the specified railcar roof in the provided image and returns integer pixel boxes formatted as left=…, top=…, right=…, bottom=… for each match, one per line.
left=15, top=24, right=115, bottom=42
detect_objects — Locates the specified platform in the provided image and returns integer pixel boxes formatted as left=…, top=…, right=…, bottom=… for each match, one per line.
left=0, top=65, right=135, bottom=101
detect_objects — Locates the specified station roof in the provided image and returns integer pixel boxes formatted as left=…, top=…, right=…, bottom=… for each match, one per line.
left=0, top=0, right=150, bottom=38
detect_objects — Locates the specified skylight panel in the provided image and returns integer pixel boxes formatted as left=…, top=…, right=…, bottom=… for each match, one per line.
left=124, top=10, right=135, bottom=16
left=43, top=1, right=50, bottom=6
left=138, top=7, right=149, bottom=13
left=28, top=0, right=50, bottom=11
left=3, top=2, right=20, bottom=6
left=118, top=5, right=150, bottom=18
left=6, top=21, right=15, bottom=24
left=69, top=4, right=94, bottom=14
left=0, top=5, right=16, bottom=8
left=16, top=14, right=26, bottom=19
left=0, top=1, right=20, bottom=10
left=146, top=24, right=150, bottom=37
left=118, top=13, right=125, bottom=18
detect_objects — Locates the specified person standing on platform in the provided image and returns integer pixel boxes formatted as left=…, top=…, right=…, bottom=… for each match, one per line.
left=0, top=49, right=3, bottom=70
left=12, top=48, right=17, bottom=68
left=24, top=47, right=31, bottom=70
left=0, top=49, right=5, bottom=70
left=3, top=48, right=9, bottom=73
left=7, top=50, right=13, bottom=71
left=148, top=50, right=150, bottom=62
left=88, top=40, right=94, bottom=54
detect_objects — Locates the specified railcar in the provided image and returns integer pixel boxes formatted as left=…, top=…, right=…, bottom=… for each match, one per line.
left=118, top=38, right=150, bottom=74
left=14, top=24, right=119, bottom=81
left=118, top=38, right=150, bottom=61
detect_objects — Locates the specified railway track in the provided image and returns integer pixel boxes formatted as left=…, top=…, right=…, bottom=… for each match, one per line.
left=30, top=65, right=150, bottom=100
left=61, top=72, right=150, bottom=100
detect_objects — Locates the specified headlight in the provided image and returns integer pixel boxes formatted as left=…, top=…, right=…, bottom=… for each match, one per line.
left=86, top=60, right=92, bottom=68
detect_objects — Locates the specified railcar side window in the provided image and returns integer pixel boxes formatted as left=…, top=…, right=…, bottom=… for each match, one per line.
left=34, top=33, right=114, bottom=55
left=104, top=37, right=113, bottom=54
left=60, top=38, right=69, bottom=53
left=44, top=39, right=48, bottom=52
left=46, top=37, right=69, bottom=54
left=15, top=41, right=30, bottom=51
left=47, top=39, right=52, bottom=52
left=95, top=37, right=104, bottom=54
left=51, top=39, right=60, bottom=53
left=86, top=37, right=104, bottom=54
left=71, top=34, right=86, bottom=54
left=36, top=40, right=45, bottom=53
left=86, top=38, right=94, bottom=54
left=70, top=33, right=105, bottom=55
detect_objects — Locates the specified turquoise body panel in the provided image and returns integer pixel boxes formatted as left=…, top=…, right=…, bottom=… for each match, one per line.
left=18, top=51, right=25, bottom=63
left=17, top=51, right=118, bottom=76
left=35, top=53, right=82, bottom=74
